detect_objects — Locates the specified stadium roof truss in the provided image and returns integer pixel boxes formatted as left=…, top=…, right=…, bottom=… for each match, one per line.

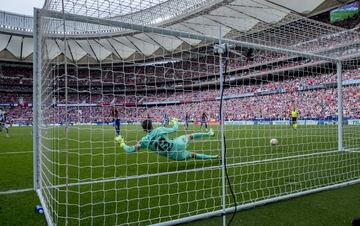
left=0, top=0, right=359, bottom=63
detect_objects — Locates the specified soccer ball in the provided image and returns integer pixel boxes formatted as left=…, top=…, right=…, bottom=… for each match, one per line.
left=270, top=138, right=278, bottom=146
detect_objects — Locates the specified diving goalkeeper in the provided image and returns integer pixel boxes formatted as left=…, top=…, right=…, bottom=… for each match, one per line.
left=115, top=119, right=219, bottom=161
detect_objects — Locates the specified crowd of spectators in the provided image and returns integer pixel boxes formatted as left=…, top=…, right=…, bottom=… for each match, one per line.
left=293, top=31, right=360, bottom=53
left=135, top=86, right=359, bottom=122
left=0, top=51, right=321, bottom=88
left=0, top=57, right=317, bottom=100
left=0, top=44, right=357, bottom=94
left=143, top=69, right=360, bottom=102
left=1, top=35, right=360, bottom=124
left=1, top=70, right=358, bottom=124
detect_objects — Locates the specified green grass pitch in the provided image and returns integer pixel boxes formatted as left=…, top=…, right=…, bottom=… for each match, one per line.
left=0, top=124, right=359, bottom=225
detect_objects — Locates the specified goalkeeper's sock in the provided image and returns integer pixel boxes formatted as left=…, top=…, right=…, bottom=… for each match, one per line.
left=191, top=133, right=208, bottom=139
left=194, top=153, right=219, bottom=160
left=123, top=145, right=136, bottom=153
left=294, top=124, right=297, bottom=129
left=191, top=129, right=214, bottom=139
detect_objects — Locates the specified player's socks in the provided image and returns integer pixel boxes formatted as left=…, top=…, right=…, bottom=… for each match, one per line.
left=195, top=153, right=218, bottom=160
left=191, top=133, right=208, bottom=139
left=115, top=127, right=120, bottom=135
left=123, top=145, right=136, bottom=153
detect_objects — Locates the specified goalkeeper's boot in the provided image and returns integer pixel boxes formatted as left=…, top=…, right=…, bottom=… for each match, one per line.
left=208, top=128, right=215, bottom=137
left=210, top=154, right=220, bottom=160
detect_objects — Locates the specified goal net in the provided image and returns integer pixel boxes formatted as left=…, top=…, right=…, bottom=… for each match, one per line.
left=33, top=1, right=360, bottom=225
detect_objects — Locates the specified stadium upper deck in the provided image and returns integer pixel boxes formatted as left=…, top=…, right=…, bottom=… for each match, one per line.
left=0, top=0, right=358, bottom=64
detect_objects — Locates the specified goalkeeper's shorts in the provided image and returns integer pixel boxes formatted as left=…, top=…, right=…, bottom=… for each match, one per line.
left=168, top=135, right=192, bottom=161
left=168, top=151, right=192, bottom=161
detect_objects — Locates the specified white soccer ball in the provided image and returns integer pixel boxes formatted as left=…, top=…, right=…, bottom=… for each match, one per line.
left=270, top=138, right=278, bottom=146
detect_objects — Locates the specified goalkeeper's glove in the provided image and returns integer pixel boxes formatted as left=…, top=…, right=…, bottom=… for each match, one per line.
left=114, top=135, right=126, bottom=148
left=170, top=118, right=178, bottom=125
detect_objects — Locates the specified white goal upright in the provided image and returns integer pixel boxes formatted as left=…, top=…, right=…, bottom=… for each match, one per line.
left=33, top=1, right=360, bottom=225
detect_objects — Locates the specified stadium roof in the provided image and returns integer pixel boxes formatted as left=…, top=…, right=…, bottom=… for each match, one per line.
left=0, top=0, right=357, bottom=63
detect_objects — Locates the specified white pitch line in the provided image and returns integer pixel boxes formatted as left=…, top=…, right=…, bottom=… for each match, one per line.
left=345, top=148, right=360, bottom=153
left=0, top=151, right=33, bottom=155
left=0, top=188, right=33, bottom=195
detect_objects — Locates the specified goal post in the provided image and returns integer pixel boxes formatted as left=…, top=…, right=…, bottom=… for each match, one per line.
left=33, top=3, right=360, bottom=226
left=337, top=61, right=344, bottom=152
left=33, top=7, right=40, bottom=191
left=33, top=7, right=55, bottom=226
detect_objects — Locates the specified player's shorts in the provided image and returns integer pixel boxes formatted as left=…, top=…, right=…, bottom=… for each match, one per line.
left=168, top=135, right=192, bottom=161
left=113, top=119, right=120, bottom=127
left=168, top=151, right=192, bottom=161
left=292, top=117, right=297, bottom=123
left=200, top=120, right=207, bottom=124
left=174, top=135, right=190, bottom=146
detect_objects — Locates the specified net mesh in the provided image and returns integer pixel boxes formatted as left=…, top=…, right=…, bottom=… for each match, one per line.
left=34, top=0, right=360, bottom=225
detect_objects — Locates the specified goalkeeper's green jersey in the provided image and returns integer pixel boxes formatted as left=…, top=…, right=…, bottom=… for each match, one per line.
left=138, top=123, right=182, bottom=158
left=122, top=123, right=216, bottom=161
left=291, top=110, right=298, bottom=118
